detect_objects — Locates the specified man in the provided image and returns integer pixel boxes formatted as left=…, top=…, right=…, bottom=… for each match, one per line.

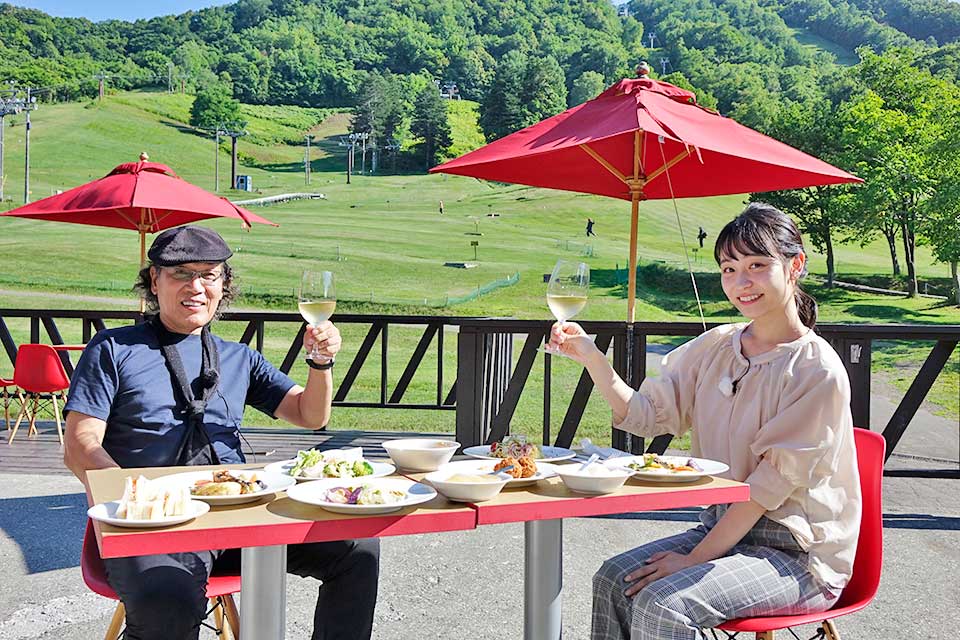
left=697, top=225, right=708, bottom=249
left=63, top=226, right=379, bottom=640
left=586, top=217, right=596, bottom=237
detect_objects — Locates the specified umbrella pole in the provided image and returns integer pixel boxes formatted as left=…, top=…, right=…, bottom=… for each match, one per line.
left=627, top=189, right=641, bottom=324
left=139, top=228, right=146, bottom=313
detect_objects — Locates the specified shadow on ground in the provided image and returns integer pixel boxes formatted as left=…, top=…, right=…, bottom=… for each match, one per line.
left=0, top=492, right=86, bottom=573
left=882, top=513, right=960, bottom=531
left=592, top=509, right=960, bottom=531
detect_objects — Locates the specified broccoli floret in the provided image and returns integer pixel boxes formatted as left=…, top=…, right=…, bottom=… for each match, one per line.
left=353, top=460, right=374, bottom=477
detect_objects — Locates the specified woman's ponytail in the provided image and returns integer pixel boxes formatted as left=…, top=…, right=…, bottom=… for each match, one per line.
left=795, top=287, right=818, bottom=329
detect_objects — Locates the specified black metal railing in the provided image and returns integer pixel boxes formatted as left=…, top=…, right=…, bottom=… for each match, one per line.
left=455, top=319, right=960, bottom=479
left=0, top=310, right=463, bottom=412
left=1, top=309, right=957, bottom=478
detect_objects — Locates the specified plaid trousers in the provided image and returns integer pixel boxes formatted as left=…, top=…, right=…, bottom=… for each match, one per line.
left=591, top=505, right=839, bottom=640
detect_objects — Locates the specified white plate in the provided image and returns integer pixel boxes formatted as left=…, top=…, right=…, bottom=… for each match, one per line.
left=433, top=459, right=560, bottom=487
left=605, top=455, right=729, bottom=483
left=153, top=469, right=297, bottom=505
left=88, top=499, right=210, bottom=529
left=462, top=444, right=576, bottom=462
left=263, top=459, right=396, bottom=482
left=286, top=477, right=437, bottom=515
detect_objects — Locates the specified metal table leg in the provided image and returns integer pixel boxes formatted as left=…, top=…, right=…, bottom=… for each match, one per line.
left=524, top=519, right=563, bottom=640
left=241, top=545, right=287, bottom=639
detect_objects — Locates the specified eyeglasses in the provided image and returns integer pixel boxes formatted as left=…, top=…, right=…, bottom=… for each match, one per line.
left=164, top=267, right=224, bottom=285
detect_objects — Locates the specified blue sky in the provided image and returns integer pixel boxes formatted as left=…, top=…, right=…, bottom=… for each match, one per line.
left=11, top=1, right=232, bottom=22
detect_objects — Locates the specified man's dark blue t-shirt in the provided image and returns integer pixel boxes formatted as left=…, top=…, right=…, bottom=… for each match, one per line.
left=64, top=322, right=296, bottom=468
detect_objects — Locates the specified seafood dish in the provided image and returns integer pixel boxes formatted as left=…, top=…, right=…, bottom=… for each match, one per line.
left=627, top=454, right=703, bottom=474
left=190, top=469, right=266, bottom=496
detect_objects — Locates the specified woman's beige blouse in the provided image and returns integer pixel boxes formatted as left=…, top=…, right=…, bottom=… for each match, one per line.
left=614, top=323, right=861, bottom=591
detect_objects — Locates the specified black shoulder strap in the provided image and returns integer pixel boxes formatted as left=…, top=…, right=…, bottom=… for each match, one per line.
left=150, top=316, right=222, bottom=466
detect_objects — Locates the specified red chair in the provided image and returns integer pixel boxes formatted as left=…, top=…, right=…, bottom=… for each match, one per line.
left=82, top=521, right=241, bottom=640
left=8, top=344, right=71, bottom=445
left=714, top=428, right=885, bottom=640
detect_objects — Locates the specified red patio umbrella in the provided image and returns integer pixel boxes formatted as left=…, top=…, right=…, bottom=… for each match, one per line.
left=0, top=157, right=276, bottom=267
left=431, top=75, right=862, bottom=321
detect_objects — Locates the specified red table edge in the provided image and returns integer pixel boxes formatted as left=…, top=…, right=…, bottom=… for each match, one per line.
left=98, top=508, right=477, bottom=559
left=471, top=483, right=750, bottom=526
left=50, top=344, right=86, bottom=351
left=95, top=476, right=749, bottom=558
left=399, top=469, right=750, bottom=527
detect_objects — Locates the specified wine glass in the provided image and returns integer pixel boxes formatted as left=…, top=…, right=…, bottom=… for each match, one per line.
left=545, top=260, right=589, bottom=355
left=298, top=270, right=336, bottom=364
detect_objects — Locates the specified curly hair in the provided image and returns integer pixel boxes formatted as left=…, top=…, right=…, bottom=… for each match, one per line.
left=133, top=262, right=239, bottom=318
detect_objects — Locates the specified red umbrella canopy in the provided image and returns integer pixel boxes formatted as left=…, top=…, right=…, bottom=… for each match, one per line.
left=1, top=161, right=275, bottom=234
left=431, top=76, right=861, bottom=323
left=431, top=77, right=861, bottom=200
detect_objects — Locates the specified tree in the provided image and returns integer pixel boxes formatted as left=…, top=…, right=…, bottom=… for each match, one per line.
left=522, top=55, right=567, bottom=124
left=569, top=71, right=606, bottom=107
left=410, top=85, right=452, bottom=169
left=841, top=49, right=946, bottom=296
left=752, top=99, right=853, bottom=287
left=352, top=71, right=406, bottom=149
left=190, top=83, right=241, bottom=129
left=479, top=50, right=528, bottom=141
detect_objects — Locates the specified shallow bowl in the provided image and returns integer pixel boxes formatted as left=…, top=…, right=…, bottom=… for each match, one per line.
left=424, top=470, right=511, bottom=502
left=382, top=438, right=461, bottom=472
left=555, top=465, right=632, bottom=495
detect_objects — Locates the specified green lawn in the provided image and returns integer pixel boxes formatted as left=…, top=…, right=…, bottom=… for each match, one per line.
left=790, top=27, right=859, bottom=66
left=0, top=91, right=957, bottom=437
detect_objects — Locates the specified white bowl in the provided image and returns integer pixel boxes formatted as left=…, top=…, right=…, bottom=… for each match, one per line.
left=555, top=464, right=632, bottom=495
left=424, top=470, right=511, bottom=502
left=382, top=438, right=461, bottom=472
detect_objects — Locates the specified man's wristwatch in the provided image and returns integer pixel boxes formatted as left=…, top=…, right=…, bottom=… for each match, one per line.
left=305, top=357, right=335, bottom=370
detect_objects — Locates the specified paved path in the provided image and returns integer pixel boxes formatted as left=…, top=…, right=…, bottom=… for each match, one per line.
left=1, top=471, right=956, bottom=640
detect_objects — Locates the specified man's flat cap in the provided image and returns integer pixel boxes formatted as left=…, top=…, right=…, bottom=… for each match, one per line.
left=148, top=225, right=233, bottom=266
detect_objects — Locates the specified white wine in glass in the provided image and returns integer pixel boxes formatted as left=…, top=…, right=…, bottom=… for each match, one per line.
left=545, top=260, right=589, bottom=354
left=298, top=270, right=336, bottom=363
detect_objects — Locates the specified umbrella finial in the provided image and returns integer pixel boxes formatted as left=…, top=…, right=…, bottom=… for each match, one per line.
left=636, top=61, right=651, bottom=78
left=139, top=151, right=149, bottom=162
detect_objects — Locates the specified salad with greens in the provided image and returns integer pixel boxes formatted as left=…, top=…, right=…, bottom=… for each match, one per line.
left=288, top=449, right=375, bottom=479
left=325, top=484, right=406, bottom=505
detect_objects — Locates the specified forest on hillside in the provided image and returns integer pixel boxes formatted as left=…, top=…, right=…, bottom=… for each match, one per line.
left=1, top=0, right=960, bottom=300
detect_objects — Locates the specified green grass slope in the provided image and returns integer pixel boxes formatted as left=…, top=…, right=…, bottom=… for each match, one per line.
left=0, top=91, right=955, bottom=432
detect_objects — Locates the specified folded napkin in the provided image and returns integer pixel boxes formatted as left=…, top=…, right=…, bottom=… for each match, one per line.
left=578, top=438, right=632, bottom=459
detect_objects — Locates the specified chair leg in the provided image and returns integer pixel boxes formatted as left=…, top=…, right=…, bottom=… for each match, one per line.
left=51, top=392, right=64, bottom=445
left=28, top=395, right=39, bottom=436
left=223, top=593, right=241, bottom=639
left=213, top=597, right=227, bottom=639
left=8, top=398, right=29, bottom=444
left=105, top=602, right=125, bottom=640
left=822, top=620, right=841, bottom=640
left=2, top=387, right=9, bottom=431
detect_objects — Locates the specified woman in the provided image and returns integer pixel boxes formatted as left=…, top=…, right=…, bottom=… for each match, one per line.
left=549, top=203, right=861, bottom=640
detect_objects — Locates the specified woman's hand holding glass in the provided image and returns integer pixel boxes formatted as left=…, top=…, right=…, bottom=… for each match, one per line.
left=548, top=321, right=601, bottom=364
left=544, top=260, right=589, bottom=356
